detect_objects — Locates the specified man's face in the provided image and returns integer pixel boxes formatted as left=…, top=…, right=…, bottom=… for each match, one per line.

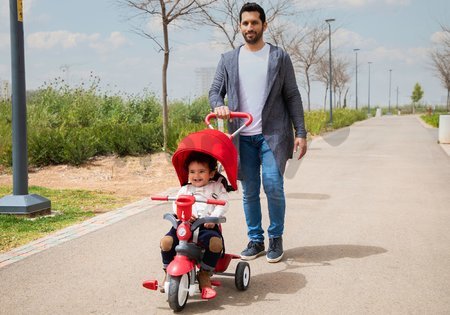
left=240, top=11, right=267, bottom=45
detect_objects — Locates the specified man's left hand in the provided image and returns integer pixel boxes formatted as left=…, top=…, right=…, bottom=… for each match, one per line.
left=294, top=137, right=307, bottom=160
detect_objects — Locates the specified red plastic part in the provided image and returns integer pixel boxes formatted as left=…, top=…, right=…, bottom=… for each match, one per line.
left=201, top=287, right=217, bottom=299
left=151, top=196, right=168, bottom=201
left=206, top=199, right=226, bottom=206
left=167, top=255, right=195, bottom=276
left=214, top=253, right=239, bottom=273
left=142, top=280, right=159, bottom=291
left=210, top=280, right=222, bottom=287
left=176, top=222, right=192, bottom=241
left=175, top=195, right=194, bottom=221
left=205, top=112, right=253, bottom=126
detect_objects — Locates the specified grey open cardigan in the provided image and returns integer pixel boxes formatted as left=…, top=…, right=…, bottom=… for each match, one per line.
left=209, top=43, right=307, bottom=178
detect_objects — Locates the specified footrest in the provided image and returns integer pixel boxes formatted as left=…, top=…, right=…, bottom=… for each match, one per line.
left=211, top=280, right=222, bottom=287
left=142, top=280, right=159, bottom=291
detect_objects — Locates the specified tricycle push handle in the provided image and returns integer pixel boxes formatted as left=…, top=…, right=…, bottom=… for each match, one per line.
left=205, top=112, right=253, bottom=139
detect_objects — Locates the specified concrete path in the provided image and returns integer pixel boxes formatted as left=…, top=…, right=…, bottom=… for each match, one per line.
left=1, top=115, right=449, bottom=314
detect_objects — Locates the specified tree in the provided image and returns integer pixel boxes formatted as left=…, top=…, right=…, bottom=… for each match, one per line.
left=331, top=56, right=350, bottom=108
left=197, top=0, right=295, bottom=49
left=314, top=54, right=350, bottom=110
left=315, top=55, right=330, bottom=110
left=430, top=25, right=450, bottom=112
left=120, top=0, right=216, bottom=151
left=271, top=23, right=328, bottom=111
left=410, top=82, right=424, bottom=114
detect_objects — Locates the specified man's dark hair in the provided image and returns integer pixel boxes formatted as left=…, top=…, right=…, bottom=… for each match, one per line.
left=239, top=2, right=266, bottom=24
left=184, top=151, right=217, bottom=172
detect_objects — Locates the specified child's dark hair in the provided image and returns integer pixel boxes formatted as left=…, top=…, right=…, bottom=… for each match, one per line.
left=184, top=151, right=217, bottom=172
left=239, top=2, right=266, bottom=24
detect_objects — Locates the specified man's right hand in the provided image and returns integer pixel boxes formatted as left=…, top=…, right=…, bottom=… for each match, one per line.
left=214, top=106, right=230, bottom=120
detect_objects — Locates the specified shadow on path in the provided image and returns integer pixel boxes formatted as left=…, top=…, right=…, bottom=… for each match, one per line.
left=165, top=244, right=387, bottom=313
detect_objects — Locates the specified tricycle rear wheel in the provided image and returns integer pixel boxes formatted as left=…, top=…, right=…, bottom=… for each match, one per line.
left=235, top=261, right=250, bottom=291
left=168, top=273, right=190, bottom=312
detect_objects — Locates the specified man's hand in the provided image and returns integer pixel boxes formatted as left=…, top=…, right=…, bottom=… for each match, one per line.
left=213, top=106, right=230, bottom=121
left=294, top=137, right=307, bottom=160
left=189, top=215, right=197, bottom=223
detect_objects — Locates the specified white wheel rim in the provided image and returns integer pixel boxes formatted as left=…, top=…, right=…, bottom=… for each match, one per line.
left=242, top=265, right=250, bottom=287
left=178, top=274, right=189, bottom=306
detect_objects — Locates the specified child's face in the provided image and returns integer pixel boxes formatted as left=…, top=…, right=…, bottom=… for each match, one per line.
left=188, top=161, right=214, bottom=187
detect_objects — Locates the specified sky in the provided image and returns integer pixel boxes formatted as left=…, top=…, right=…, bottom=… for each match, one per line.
left=0, top=0, right=449, bottom=109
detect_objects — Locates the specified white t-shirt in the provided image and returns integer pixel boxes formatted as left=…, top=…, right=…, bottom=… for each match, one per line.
left=238, top=43, right=270, bottom=136
left=172, top=181, right=229, bottom=218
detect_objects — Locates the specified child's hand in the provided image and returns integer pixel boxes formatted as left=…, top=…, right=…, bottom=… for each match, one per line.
left=204, top=223, right=216, bottom=229
left=189, top=215, right=197, bottom=223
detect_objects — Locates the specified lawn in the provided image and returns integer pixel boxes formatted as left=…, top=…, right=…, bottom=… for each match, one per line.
left=0, top=186, right=128, bottom=253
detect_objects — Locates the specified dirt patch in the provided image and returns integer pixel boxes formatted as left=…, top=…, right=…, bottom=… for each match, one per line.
left=0, top=153, right=180, bottom=202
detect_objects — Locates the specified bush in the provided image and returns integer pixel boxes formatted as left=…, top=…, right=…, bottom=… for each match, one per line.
left=305, top=111, right=327, bottom=135
left=0, top=73, right=380, bottom=168
left=421, top=113, right=440, bottom=128
left=0, top=100, right=12, bottom=166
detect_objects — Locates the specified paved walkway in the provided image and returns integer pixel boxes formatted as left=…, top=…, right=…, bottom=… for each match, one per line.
left=1, top=115, right=449, bottom=314
left=0, top=198, right=162, bottom=268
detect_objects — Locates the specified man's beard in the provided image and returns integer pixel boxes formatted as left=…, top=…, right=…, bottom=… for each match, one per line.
left=243, top=30, right=263, bottom=44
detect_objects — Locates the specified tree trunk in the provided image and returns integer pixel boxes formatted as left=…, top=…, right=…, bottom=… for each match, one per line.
left=305, top=68, right=311, bottom=111
left=161, top=19, right=169, bottom=151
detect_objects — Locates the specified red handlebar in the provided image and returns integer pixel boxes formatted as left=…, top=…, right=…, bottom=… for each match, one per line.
left=205, top=112, right=253, bottom=126
left=151, top=195, right=226, bottom=206
left=206, top=199, right=226, bottom=206
left=151, top=196, right=169, bottom=201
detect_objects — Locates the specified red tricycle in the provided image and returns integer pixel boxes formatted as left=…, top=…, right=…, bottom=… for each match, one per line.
left=142, top=112, right=253, bottom=312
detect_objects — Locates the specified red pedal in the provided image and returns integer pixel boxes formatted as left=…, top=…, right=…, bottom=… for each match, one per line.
left=142, top=280, right=158, bottom=291
left=210, top=280, right=222, bottom=287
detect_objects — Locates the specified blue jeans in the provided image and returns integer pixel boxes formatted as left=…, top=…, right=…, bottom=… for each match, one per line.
left=239, top=135, right=285, bottom=242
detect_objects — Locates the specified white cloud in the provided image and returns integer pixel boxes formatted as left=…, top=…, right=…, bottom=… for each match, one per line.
left=27, top=31, right=96, bottom=49
left=89, top=32, right=128, bottom=54
left=26, top=30, right=128, bottom=53
left=430, top=31, right=448, bottom=45
left=371, top=45, right=429, bottom=66
left=300, top=0, right=410, bottom=9
left=334, top=28, right=377, bottom=49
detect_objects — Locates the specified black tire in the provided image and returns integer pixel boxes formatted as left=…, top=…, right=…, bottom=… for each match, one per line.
left=235, top=261, right=250, bottom=291
left=168, top=274, right=190, bottom=312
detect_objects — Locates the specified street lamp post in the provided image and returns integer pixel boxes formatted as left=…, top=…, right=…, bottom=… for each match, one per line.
left=0, top=0, right=51, bottom=215
left=325, top=18, right=335, bottom=124
left=368, top=61, right=372, bottom=116
left=353, top=48, right=360, bottom=110
left=388, top=69, right=392, bottom=114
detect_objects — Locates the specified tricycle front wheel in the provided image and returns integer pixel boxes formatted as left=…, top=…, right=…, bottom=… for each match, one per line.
left=235, top=261, right=250, bottom=291
left=168, top=273, right=190, bottom=312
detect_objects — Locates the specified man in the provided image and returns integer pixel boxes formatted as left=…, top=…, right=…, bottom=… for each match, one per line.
left=209, top=2, right=307, bottom=263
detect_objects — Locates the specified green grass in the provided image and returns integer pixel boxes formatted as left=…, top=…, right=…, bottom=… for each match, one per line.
left=420, top=113, right=440, bottom=128
left=0, top=186, right=129, bottom=253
